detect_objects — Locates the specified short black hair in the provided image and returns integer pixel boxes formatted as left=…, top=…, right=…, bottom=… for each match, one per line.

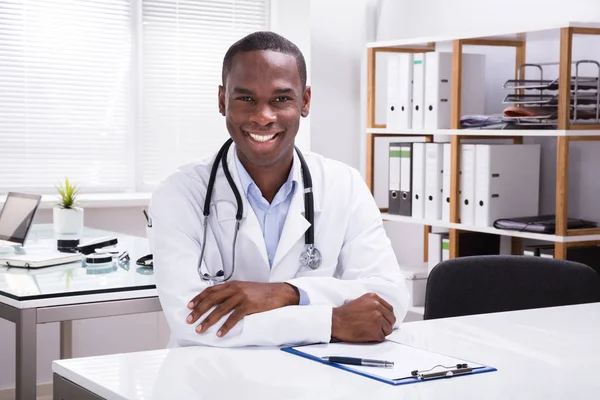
left=221, top=31, right=307, bottom=88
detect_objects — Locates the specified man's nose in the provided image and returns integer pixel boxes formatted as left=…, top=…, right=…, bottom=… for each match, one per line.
left=249, top=104, right=277, bottom=125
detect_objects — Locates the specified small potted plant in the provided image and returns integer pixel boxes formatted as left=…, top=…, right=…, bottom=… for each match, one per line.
left=53, top=177, right=84, bottom=234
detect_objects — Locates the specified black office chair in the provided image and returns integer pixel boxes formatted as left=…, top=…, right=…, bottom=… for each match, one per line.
left=424, top=255, right=600, bottom=320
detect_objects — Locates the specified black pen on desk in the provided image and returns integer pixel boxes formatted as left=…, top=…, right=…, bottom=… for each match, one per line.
left=322, top=356, right=394, bottom=368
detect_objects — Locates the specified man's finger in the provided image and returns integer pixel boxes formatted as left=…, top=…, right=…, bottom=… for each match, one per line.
left=381, top=316, right=393, bottom=336
left=188, top=283, right=230, bottom=309
left=217, top=307, right=246, bottom=337
left=196, top=296, right=239, bottom=334
left=187, top=289, right=232, bottom=325
left=374, top=294, right=394, bottom=313
left=378, top=302, right=396, bottom=328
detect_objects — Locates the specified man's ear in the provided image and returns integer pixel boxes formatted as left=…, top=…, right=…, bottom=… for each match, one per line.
left=301, top=86, right=311, bottom=118
left=218, top=85, right=226, bottom=116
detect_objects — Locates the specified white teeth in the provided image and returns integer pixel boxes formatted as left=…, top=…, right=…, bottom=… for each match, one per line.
left=247, top=132, right=277, bottom=142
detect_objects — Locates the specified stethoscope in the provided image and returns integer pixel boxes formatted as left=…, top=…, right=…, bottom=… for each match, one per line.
left=198, top=138, right=322, bottom=282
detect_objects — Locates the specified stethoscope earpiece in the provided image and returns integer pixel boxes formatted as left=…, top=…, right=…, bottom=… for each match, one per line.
left=198, top=138, right=322, bottom=282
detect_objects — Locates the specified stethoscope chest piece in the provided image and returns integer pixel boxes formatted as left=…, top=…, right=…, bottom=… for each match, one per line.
left=300, top=244, right=322, bottom=270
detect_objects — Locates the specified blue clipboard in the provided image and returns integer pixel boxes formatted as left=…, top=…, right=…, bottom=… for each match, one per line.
left=281, top=342, right=497, bottom=386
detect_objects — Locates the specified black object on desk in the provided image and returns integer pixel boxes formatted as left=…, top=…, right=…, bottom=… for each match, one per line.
left=136, top=254, right=153, bottom=267
left=57, top=238, right=80, bottom=253
left=77, top=237, right=119, bottom=255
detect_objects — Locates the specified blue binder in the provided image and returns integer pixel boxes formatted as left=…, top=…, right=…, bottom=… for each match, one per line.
left=281, top=342, right=497, bottom=386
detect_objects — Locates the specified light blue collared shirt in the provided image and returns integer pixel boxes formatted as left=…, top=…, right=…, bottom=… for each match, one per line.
left=234, top=151, right=310, bottom=306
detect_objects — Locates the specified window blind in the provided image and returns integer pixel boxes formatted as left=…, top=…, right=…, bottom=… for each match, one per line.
left=139, top=0, right=270, bottom=189
left=0, top=0, right=133, bottom=194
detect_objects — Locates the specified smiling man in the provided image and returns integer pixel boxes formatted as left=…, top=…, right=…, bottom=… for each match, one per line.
left=149, top=31, right=410, bottom=348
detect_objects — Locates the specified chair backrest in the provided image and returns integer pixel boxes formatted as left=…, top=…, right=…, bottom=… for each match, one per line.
left=424, top=255, right=600, bottom=320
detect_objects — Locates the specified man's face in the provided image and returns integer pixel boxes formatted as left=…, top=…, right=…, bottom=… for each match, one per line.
left=219, top=50, right=310, bottom=168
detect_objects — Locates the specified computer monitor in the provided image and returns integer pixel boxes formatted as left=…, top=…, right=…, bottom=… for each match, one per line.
left=0, top=192, right=42, bottom=246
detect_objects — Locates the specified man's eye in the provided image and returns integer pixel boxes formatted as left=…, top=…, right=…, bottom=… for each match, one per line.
left=237, top=96, right=253, bottom=101
left=274, top=96, right=291, bottom=102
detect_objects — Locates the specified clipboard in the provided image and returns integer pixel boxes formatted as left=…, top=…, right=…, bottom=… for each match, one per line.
left=281, top=341, right=496, bottom=386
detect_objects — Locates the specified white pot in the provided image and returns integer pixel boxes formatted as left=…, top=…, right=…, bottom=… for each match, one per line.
left=53, top=207, right=84, bottom=235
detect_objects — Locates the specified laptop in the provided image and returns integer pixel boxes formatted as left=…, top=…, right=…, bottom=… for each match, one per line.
left=0, top=192, right=42, bottom=247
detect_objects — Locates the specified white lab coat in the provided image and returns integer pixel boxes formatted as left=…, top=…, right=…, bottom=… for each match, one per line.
left=148, top=145, right=409, bottom=348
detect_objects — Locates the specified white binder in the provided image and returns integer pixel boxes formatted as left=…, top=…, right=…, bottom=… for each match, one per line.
left=411, top=143, right=426, bottom=219
left=459, top=144, right=476, bottom=225
left=423, top=52, right=486, bottom=130
left=474, top=144, right=541, bottom=227
left=386, top=53, right=413, bottom=130
left=411, top=53, right=426, bottom=130
left=424, top=143, right=443, bottom=220
left=427, top=232, right=443, bottom=274
left=441, top=143, right=451, bottom=222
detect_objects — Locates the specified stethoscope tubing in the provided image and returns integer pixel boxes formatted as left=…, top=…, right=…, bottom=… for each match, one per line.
left=198, top=138, right=319, bottom=282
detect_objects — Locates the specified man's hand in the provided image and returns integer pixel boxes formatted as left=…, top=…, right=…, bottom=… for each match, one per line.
left=186, top=281, right=299, bottom=337
left=331, top=293, right=395, bottom=343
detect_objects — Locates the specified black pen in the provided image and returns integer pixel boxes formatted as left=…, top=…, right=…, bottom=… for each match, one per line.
left=322, top=356, right=394, bottom=368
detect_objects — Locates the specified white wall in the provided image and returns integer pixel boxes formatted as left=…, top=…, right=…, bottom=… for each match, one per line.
left=271, top=0, right=312, bottom=152
left=309, top=0, right=368, bottom=169
left=376, top=0, right=600, bottom=41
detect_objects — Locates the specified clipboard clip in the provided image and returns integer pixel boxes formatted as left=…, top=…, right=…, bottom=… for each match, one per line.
left=411, top=363, right=473, bottom=380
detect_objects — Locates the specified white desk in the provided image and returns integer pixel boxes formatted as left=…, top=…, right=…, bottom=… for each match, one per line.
left=52, top=302, right=600, bottom=399
left=0, top=225, right=161, bottom=400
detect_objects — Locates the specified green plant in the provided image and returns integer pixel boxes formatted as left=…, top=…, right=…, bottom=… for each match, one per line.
left=55, top=177, right=80, bottom=209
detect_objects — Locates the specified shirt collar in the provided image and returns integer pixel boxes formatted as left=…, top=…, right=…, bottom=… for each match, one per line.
left=233, top=149, right=299, bottom=199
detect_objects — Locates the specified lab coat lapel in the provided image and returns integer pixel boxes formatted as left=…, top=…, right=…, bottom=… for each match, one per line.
left=212, top=144, right=269, bottom=269
left=271, top=152, right=321, bottom=279
left=271, top=183, right=310, bottom=272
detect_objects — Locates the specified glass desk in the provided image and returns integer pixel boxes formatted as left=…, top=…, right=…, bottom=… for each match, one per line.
left=0, top=225, right=162, bottom=400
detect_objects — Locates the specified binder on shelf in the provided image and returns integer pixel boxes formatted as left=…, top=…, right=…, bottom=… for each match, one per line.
left=388, top=143, right=402, bottom=215
left=424, top=143, right=443, bottom=220
left=387, top=53, right=414, bottom=130
left=474, top=144, right=541, bottom=227
left=399, top=143, right=413, bottom=216
left=282, top=341, right=496, bottom=386
left=441, top=235, right=450, bottom=261
left=441, top=143, right=451, bottom=222
left=424, top=52, right=485, bottom=130
left=459, top=144, right=476, bottom=225
left=428, top=232, right=444, bottom=273
left=411, top=143, right=426, bottom=219
left=412, top=53, right=426, bottom=130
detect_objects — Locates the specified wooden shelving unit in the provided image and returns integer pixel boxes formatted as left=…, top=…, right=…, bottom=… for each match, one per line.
left=365, top=21, right=600, bottom=261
